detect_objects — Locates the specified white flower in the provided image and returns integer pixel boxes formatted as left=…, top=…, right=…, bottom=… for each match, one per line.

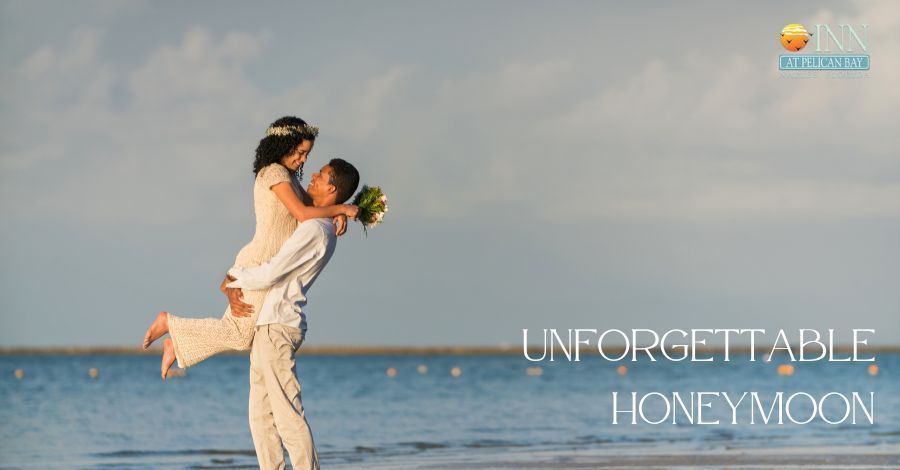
left=355, top=186, right=388, bottom=233
left=266, top=124, right=319, bottom=138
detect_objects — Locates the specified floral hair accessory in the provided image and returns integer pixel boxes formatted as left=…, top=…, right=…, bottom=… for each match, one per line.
left=265, top=124, right=319, bottom=139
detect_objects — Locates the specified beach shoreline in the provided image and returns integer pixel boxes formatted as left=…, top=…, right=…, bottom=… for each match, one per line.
left=348, top=444, right=900, bottom=469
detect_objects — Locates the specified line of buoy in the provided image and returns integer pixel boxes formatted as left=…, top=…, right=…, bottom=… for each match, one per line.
left=383, top=365, right=462, bottom=377
left=9, top=362, right=883, bottom=382
left=777, top=364, right=795, bottom=376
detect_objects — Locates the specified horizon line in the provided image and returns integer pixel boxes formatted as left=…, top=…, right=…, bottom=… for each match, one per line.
left=1, top=344, right=899, bottom=356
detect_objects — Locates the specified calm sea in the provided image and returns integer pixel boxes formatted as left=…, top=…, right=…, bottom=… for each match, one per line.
left=1, top=353, right=897, bottom=468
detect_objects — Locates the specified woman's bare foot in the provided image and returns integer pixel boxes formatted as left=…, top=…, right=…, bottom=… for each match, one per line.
left=143, top=311, right=169, bottom=350
left=161, top=338, right=176, bottom=380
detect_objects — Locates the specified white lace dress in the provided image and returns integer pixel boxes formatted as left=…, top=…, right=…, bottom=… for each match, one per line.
left=168, top=163, right=299, bottom=368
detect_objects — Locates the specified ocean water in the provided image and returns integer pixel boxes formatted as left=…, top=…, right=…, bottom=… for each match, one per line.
left=0, top=353, right=897, bottom=468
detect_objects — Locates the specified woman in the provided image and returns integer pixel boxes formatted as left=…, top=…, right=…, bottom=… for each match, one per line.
left=142, top=116, right=358, bottom=379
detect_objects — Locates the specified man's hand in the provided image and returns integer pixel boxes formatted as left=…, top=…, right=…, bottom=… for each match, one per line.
left=221, top=274, right=253, bottom=317
left=333, top=214, right=348, bottom=236
left=226, top=287, right=254, bottom=317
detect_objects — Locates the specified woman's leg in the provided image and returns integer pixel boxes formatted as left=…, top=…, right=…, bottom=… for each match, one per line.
left=166, top=288, right=267, bottom=368
left=161, top=338, right=176, bottom=380
left=143, top=311, right=169, bottom=349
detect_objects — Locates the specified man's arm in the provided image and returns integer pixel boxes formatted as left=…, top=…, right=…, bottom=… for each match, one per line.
left=227, top=224, right=323, bottom=291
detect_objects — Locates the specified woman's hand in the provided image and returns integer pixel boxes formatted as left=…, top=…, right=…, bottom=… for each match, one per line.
left=219, top=275, right=232, bottom=294
left=332, top=214, right=348, bottom=236
left=343, top=204, right=360, bottom=220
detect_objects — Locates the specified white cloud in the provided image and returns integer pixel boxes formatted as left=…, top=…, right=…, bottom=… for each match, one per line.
left=401, top=0, right=900, bottom=220
left=325, top=65, right=412, bottom=140
left=1, top=26, right=411, bottom=226
left=2, top=1, right=898, bottom=227
left=128, top=27, right=267, bottom=109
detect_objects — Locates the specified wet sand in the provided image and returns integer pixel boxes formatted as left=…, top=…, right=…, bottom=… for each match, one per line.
left=352, top=445, right=900, bottom=469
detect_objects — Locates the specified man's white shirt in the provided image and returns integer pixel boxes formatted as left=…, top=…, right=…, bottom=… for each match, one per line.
left=226, top=218, right=337, bottom=329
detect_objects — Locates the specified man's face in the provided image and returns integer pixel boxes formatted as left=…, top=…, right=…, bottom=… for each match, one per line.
left=307, top=164, right=336, bottom=199
left=280, top=140, right=314, bottom=173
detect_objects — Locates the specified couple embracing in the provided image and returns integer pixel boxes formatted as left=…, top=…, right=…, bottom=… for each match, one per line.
left=143, top=116, right=362, bottom=470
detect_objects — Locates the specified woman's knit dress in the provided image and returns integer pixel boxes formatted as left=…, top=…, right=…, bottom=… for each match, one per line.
left=168, top=163, right=298, bottom=368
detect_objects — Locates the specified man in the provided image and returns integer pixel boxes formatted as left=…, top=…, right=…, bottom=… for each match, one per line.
left=221, top=158, right=360, bottom=470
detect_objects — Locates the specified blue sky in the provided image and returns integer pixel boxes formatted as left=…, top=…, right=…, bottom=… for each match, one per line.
left=1, top=1, right=898, bottom=346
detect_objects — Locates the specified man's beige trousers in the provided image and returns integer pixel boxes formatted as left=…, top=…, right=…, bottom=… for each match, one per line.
left=249, top=324, right=319, bottom=470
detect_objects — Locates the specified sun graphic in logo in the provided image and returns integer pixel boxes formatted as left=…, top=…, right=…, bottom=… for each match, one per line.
left=781, top=23, right=812, bottom=51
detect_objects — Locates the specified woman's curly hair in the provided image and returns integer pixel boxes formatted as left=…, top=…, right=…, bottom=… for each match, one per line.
left=253, top=116, right=317, bottom=180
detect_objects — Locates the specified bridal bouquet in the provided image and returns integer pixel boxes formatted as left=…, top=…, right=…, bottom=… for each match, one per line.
left=352, top=185, right=388, bottom=235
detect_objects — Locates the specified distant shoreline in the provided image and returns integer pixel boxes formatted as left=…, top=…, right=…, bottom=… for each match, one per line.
left=1, top=345, right=899, bottom=356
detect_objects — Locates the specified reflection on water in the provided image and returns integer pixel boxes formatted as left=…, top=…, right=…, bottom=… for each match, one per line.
left=0, top=353, right=897, bottom=468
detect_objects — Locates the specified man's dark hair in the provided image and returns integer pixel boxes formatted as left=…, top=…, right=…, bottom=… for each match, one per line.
left=328, top=158, right=360, bottom=204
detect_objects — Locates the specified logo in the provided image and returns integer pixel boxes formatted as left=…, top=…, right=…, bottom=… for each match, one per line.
left=781, top=24, right=811, bottom=51
left=778, top=22, right=870, bottom=74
